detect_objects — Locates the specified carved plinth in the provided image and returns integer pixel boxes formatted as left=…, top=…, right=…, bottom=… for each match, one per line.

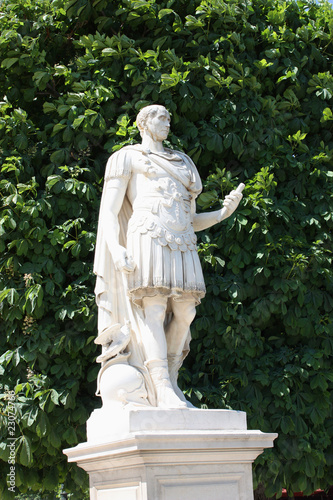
left=64, top=409, right=277, bottom=500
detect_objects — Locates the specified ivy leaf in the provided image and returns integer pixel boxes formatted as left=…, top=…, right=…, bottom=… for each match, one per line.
left=19, top=436, right=32, bottom=466
left=1, top=57, right=19, bottom=69
left=27, top=406, right=39, bottom=426
left=0, top=288, right=19, bottom=305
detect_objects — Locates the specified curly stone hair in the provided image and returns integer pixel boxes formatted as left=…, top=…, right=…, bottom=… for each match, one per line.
left=136, top=104, right=170, bottom=137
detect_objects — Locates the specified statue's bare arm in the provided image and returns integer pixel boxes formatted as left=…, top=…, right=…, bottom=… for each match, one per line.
left=192, top=190, right=243, bottom=233
left=102, top=177, right=135, bottom=273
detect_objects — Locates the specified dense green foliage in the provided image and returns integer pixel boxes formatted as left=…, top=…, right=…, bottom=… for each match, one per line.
left=0, top=0, right=332, bottom=498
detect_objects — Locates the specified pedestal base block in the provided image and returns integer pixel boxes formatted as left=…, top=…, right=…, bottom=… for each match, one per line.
left=64, top=408, right=277, bottom=500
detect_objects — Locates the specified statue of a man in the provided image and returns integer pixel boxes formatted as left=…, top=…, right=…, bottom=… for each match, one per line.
left=94, top=104, right=243, bottom=409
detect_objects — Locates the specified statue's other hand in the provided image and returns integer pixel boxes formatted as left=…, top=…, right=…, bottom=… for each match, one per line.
left=113, top=246, right=136, bottom=273
left=222, top=190, right=243, bottom=217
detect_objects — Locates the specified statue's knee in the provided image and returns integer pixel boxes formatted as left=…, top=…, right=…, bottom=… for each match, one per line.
left=184, top=305, right=196, bottom=325
left=174, top=303, right=196, bottom=325
left=143, top=300, right=167, bottom=323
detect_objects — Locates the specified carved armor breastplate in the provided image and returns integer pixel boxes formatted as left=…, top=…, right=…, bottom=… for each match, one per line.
left=128, top=171, right=197, bottom=252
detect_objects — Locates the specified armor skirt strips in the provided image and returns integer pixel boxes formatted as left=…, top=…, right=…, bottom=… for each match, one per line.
left=126, top=230, right=206, bottom=308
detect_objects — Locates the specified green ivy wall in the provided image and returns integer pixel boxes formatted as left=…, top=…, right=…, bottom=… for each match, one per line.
left=0, top=0, right=332, bottom=498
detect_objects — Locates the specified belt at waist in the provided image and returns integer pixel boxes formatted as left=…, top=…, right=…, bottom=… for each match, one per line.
left=127, top=215, right=197, bottom=252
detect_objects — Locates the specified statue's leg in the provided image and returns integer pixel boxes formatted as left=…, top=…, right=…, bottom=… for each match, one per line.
left=142, top=296, right=187, bottom=409
left=142, top=295, right=168, bottom=360
left=166, top=299, right=197, bottom=406
left=166, top=299, right=196, bottom=356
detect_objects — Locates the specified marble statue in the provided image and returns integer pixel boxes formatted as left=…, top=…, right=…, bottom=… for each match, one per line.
left=93, top=104, right=244, bottom=410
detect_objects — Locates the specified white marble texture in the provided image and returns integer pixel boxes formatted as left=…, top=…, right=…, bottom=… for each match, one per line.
left=86, top=407, right=247, bottom=443
left=64, top=408, right=277, bottom=500
left=93, top=104, right=244, bottom=410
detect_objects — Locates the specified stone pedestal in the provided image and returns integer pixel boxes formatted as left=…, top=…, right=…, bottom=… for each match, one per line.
left=64, top=408, right=277, bottom=500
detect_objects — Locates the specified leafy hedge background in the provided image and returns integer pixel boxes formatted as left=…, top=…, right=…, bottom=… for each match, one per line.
left=0, top=0, right=332, bottom=498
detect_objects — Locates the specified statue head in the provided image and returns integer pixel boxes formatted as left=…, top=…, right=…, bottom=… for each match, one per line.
left=136, top=105, right=170, bottom=140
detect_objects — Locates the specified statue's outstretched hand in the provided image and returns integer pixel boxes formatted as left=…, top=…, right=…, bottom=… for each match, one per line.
left=113, top=246, right=136, bottom=273
left=221, top=190, right=243, bottom=218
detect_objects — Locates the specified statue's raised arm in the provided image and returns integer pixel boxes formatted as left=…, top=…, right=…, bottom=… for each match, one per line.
left=93, top=104, right=243, bottom=410
left=192, top=183, right=244, bottom=232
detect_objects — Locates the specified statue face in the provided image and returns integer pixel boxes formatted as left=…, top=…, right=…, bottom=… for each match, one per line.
left=146, top=108, right=170, bottom=141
